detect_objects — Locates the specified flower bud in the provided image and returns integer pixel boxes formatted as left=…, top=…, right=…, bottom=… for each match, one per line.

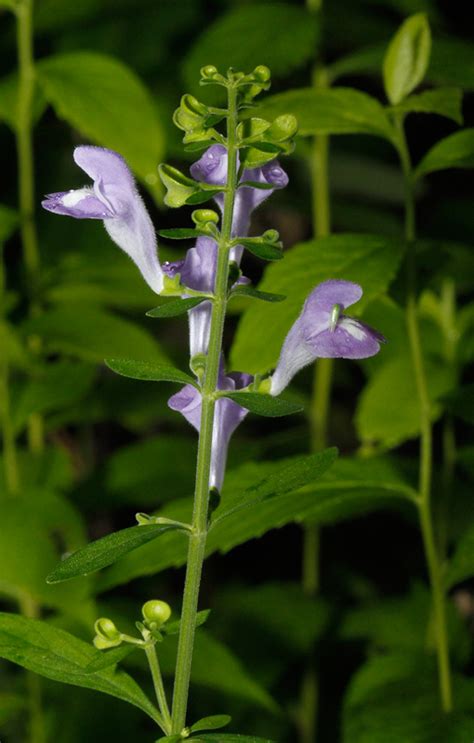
left=263, top=229, right=279, bottom=242
left=93, top=617, right=122, bottom=649
left=253, top=65, right=271, bottom=83
left=142, top=600, right=172, bottom=629
left=201, top=65, right=218, bottom=78
left=192, top=209, right=219, bottom=225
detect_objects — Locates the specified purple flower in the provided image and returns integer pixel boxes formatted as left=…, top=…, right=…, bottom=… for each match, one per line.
left=42, top=146, right=164, bottom=294
left=168, top=364, right=252, bottom=490
left=190, top=144, right=288, bottom=262
left=270, top=280, right=385, bottom=395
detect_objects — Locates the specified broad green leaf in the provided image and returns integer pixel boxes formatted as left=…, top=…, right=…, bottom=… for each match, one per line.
left=255, top=88, right=395, bottom=141
left=0, top=74, right=46, bottom=131
left=0, top=204, right=19, bottom=244
left=383, top=13, right=431, bottom=104
left=0, top=613, right=162, bottom=724
left=158, top=630, right=276, bottom=712
left=391, top=87, right=463, bottom=124
left=47, top=523, right=188, bottom=584
left=36, top=52, right=164, bottom=195
left=230, top=285, right=286, bottom=303
left=146, top=297, right=208, bottom=318
left=104, top=434, right=195, bottom=506
left=98, top=453, right=414, bottom=589
left=415, top=129, right=474, bottom=179
left=445, top=523, right=474, bottom=588
left=191, top=737, right=275, bottom=742
left=356, top=354, right=455, bottom=449
left=23, top=306, right=167, bottom=363
left=190, top=714, right=232, bottom=733
left=12, top=361, right=96, bottom=433
left=84, top=644, right=136, bottom=674
left=105, top=358, right=196, bottom=386
left=231, top=234, right=404, bottom=374
left=343, top=653, right=474, bottom=742
left=223, top=392, right=303, bottom=418
left=183, top=4, right=319, bottom=91
left=0, top=496, right=91, bottom=618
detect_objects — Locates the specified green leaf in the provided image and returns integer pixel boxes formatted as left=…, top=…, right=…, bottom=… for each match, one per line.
left=446, top=523, right=474, bottom=588
left=37, top=52, right=165, bottom=195
left=223, top=392, right=303, bottom=418
left=0, top=692, right=25, bottom=727
left=158, top=228, right=208, bottom=240
left=183, top=4, right=319, bottom=90
left=146, top=297, right=208, bottom=318
left=391, top=87, right=463, bottom=124
left=105, top=358, right=196, bottom=387
left=190, top=714, right=232, bottom=733
left=191, top=737, right=275, bottom=743
left=230, top=285, right=286, bottom=303
left=231, top=234, right=404, bottom=374
left=47, top=523, right=187, bottom=584
left=23, top=306, right=167, bottom=363
left=84, top=644, right=136, bottom=673
left=356, top=355, right=455, bottom=449
left=415, top=129, right=474, bottom=179
left=0, top=74, right=47, bottom=131
left=238, top=238, right=283, bottom=262
left=164, top=609, right=210, bottom=637
left=12, top=361, right=96, bottom=434
left=0, top=613, right=162, bottom=724
left=343, top=653, right=474, bottom=742
left=383, top=13, right=432, bottom=104
left=254, top=88, right=395, bottom=141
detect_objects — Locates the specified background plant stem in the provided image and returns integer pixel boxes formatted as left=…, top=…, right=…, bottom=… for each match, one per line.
left=16, top=0, right=44, bottom=454
left=170, top=83, right=238, bottom=734
left=396, top=117, right=453, bottom=712
left=299, top=10, right=332, bottom=736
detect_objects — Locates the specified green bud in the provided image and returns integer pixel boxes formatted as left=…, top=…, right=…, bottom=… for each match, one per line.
left=263, top=229, right=279, bottom=243
left=201, top=65, right=218, bottom=78
left=142, top=600, right=172, bottom=629
left=190, top=353, right=207, bottom=382
left=192, top=209, right=219, bottom=225
left=253, top=65, right=271, bottom=83
left=93, top=617, right=122, bottom=649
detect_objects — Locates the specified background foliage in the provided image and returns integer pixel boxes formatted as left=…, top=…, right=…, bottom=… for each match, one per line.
left=1, top=0, right=474, bottom=741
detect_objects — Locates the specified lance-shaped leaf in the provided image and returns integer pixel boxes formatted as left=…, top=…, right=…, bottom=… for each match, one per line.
left=105, top=358, right=197, bottom=387
left=383, top=13, right=432, bottom=105
left=0, top=613, right=162, bottom=724
left=164, top=609, right=210, bottom=637
left=190, top=714, right=232, bottom=733
left=146, top=297, right=209, bottom=318
left=237, top=237, right=283, bottom=262
left=84, top=644, right=136, bottom=674
left=187, top=735, right=275, bottom=742
left=223, top=392, right=303, bottom=418
left=47, top=523, right=188, bottom=583
left=230, top=285, right=286, bottom=303
left=158, top=228, right=210, bottom=240
left=415, top=129, right=474, bottom=179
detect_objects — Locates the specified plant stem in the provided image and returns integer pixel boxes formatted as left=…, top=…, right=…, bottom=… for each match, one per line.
left=396, top=117, right=453, bottom=712
left=15, top=0, right=44, bottom=454
left=299, top=51, right=333, bottom=743
left=145, top=644, right=172, bottom=733
left=170, top=84, right=239, bottom=734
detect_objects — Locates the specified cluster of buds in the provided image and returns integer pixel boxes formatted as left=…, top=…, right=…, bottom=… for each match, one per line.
left=93, top=600, right=172, bottom=650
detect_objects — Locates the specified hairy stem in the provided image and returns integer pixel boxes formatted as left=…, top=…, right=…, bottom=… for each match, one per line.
left=16, top=0, right=44, bottom=454
left=171, top=84, right=239, bottom=734
left=396, top=118, right=453, bottom=712
left=145, top=644, right=172, bottom=733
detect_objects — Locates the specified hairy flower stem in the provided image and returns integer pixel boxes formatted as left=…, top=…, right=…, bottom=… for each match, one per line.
left=396, top=117, right=453, bottom=712
left=171, top=84, right=239, bottom=734
left=16, top=0, right=44, bottom=454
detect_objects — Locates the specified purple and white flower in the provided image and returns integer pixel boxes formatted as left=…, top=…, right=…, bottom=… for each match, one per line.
left=270, top=279, right=385, bottom=395
left=42, top=146, right=164, bottom=294
left=190, top=144, right=288, bottom=262
left=168, top=364, right=252, bottom=490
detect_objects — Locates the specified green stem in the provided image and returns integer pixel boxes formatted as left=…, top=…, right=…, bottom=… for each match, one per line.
left=396, top=117, right=453, bottom=712
left=15, top=0, right=44, bottom=454
left=170, top=84, right=239, bottom=734
left=145, top=644, right=172, bottom=733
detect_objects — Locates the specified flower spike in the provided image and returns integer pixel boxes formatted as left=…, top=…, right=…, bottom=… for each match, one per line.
left=270, top=279, right=385, bottom=396
left=42, top=146, right=164, bottom=294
